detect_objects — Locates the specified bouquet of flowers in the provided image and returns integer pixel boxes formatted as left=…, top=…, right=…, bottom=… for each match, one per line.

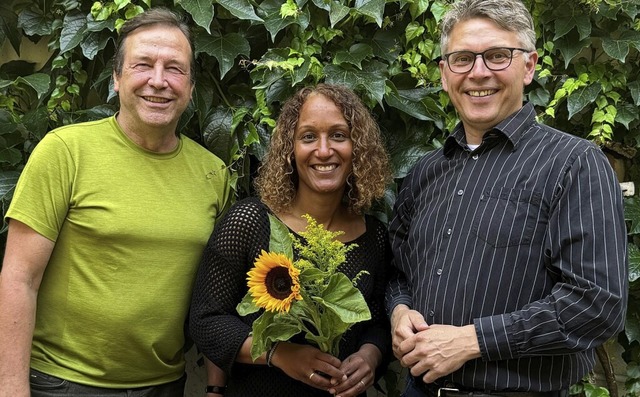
left=236, top=213, right=371, bottom=360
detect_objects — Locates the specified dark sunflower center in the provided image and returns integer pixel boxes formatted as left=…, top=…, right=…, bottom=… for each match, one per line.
left=265, top=267, right=293, bottom=300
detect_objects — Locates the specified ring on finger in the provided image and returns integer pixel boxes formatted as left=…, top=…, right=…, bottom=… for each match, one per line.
left=359, top=380, right=366, bottom=388
left=309, top=372, right=316, bottom=380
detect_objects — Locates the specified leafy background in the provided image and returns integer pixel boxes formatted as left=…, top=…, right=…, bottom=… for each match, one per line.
left=0, top=0, right=639, bottom=395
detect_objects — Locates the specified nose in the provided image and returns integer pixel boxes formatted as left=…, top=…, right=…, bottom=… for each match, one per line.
left=316, top=137, right=333, bottom=158
left=147, top=65, right=169, bottom=88
left=468, top=54, right=491, bottom=77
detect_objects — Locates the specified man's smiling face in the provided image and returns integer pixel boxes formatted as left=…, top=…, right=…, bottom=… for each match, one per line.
left=439, top=17, right=537, bottom=140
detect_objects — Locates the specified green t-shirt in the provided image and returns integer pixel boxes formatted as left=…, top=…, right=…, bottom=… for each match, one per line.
left=6, top=116, right=230, bottom=388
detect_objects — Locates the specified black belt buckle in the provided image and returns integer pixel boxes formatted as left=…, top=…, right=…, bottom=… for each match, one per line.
left=438, top=387, right=461, bottom=397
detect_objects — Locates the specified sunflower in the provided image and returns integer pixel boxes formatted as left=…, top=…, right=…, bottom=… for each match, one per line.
left=247, top=250, right=302, bottom=313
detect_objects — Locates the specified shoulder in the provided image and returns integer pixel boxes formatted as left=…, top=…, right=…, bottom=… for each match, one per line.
left=529, top=123, right=599, bottom=153
left=526, top=123, right=609, bottom=169
left=224, top=197, right=270, bottom=224
left=363, top=214, right=390, bottom=244
left=48, top=117, right=115, bottom=140
left=180, top=136, right=225, bottom=164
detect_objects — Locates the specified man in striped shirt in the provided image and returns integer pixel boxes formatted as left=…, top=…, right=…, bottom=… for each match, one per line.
left=386, top=0, right=628, bottom=396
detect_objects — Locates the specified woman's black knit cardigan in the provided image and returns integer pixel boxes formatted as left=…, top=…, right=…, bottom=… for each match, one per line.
left=189, top=197, right=392, bottom=397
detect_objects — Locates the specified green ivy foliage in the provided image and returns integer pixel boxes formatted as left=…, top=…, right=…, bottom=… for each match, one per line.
left=0, top=0, right=639, bottom=392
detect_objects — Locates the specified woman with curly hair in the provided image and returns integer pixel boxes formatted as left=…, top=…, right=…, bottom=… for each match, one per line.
left=190, top=83, right=392, bottom=397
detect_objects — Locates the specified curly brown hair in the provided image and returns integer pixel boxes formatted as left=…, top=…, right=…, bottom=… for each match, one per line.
left=255, top=84, right=391, bottom=214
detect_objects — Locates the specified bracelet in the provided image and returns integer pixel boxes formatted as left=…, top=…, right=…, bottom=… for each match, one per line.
left=266, top=341, right=280, bottom=367
left=205, top=385, right=226, bottom=394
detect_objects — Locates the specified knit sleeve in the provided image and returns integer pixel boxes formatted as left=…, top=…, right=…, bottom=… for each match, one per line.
left=189, top=197, right=271, bottom=375
left=356, top=217, right=393, bottom=378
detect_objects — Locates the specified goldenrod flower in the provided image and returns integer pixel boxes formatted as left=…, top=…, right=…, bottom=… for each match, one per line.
left=247, top=250, right=302, bottom=313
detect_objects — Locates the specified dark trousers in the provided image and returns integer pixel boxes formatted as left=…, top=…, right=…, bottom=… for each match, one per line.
left=29, top=368, right=186, bottom=397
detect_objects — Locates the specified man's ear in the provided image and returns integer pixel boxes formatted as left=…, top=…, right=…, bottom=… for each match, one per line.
left=113, top=71, right=120, bottom=93
left=439, top=60, right=449, bottom=92
left=523, top=51, right=539, bottom=86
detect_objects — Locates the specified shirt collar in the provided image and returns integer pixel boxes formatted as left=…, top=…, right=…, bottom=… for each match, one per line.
left=443, top=102, right=537, bottom=157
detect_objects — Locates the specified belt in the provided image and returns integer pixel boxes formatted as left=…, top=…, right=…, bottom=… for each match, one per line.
left=416, top=381, right=567, bottom=397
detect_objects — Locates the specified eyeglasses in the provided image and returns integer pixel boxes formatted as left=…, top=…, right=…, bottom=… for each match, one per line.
left=443, top=47, right=531, bottom=74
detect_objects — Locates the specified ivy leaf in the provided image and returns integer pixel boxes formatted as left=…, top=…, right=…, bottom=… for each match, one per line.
left=334, top=43, right=373, bottom=69
left=553, top=15, right=591, bottom=41
left=311, top=0, right=330, bottom=11
left=15, top=73, right=50, bottom=100
left=621, top=29, right=640, bottom=52
left=195, top=32, right=250, bottom=78
left=202, top=106, right=234, bottom=164
left=626, top=304, right=640, bottom=346
left=59, top=11, right=87, bottom=54
left=0, top=3, right=21, bottom=56
left=354, top=0, right=385, bottom=27
left=369, top=25, right=403, bottom=64
left=291, top=56, right=312, bottom=86
left=0, top=171, right=19, bottom=203
left=390, top=143, right=434, bottom=179
left=601, top=37, right=630, bottom=63
left=86, top=15, right=114, bottom=33
left=556, top=34, right=590, bottom=68
left=616, top=103, right=639, bottom=129
left=527, top=87, right=551, bottom=108
left=385, top=85, right=446, bottom=122
left=0, top=109, right=15, bottom=134
left=629, top=80, right=640, bottom=106
left=18, top=8, right=52, bottom=36
left=430, top=0, right=448, bottom=23
left=21, top=106, right=49, bottom=140
left=624, top=197, right=640, bottom=235
left=408, top=0, right=429, bottom=20
left=216, top=0, right=263, bottom=22
left=630, top=243, right=640, bottom=284
left=262, top=6, right=296, bottom=41
left=268, top=214, right=294, bottom=258
left=181, top=0, right=215, bottom=34
left=329, top=1, right=350, bottom=27
left=324, top=61, right=387, bottom=107
left=81, top=31, right=112, bottom=60
left=0, top=148, right=22, bottom=166
left=567, top=83, right=601, bottom=119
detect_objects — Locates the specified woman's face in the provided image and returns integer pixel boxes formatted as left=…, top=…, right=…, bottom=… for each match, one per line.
left=293, top=93, right=354, bottom=199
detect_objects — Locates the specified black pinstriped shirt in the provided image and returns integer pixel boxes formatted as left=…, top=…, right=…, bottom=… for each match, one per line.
left=386, top=103, right=628, bottom=392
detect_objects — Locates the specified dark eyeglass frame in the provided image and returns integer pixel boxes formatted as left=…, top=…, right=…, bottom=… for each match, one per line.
left=443, top=47, right=531, bottom=74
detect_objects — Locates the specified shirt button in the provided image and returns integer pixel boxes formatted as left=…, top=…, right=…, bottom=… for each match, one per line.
left=429, top=310, right=435, bottom=317
left=472, top=154, right=479, bottom=160
left=446, top=228, right=452, bottom=235
left=436, top=268, right=443, bottom=275
left=457, top=189, right=464, bottom=196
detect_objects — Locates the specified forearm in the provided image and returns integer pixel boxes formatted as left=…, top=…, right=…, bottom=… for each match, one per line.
left=235, top=336, right=268, bottom=365
left=0, top=276, right=38, bottom=397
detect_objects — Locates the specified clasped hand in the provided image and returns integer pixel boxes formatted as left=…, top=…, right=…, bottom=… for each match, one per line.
left=391, top=306, right=481, bottom=384
left=271, top=342, right=378, bottom=397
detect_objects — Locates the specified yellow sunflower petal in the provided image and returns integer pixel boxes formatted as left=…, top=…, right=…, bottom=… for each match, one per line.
left=246, top=250, right=302, bottom=313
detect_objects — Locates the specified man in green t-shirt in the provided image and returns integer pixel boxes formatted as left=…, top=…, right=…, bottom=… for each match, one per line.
left=0, top=7, right=230, bottom=397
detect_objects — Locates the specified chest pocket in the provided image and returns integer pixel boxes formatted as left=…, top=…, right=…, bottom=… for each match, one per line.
left=471, top=187, right=543, bottom=248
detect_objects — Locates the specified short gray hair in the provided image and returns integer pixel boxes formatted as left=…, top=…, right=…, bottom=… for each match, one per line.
left=440, top=0, right=536, bottom=55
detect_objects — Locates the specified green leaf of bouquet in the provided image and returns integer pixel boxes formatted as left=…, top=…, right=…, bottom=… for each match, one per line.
left=250, top=310, right=302, bottom=360
left=299, top=266, right=326, bottom=284
left=250, top=310, right=277, bottom=360
left=319, top=273, right=372, bottom=324
left=268, top=213, right=293, bottom=257
left=236, top=291, right=260, bottom=316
